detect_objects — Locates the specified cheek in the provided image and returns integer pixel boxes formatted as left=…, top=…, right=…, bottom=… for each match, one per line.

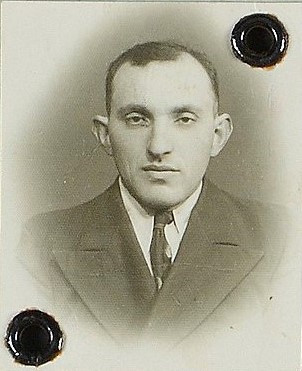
left=109, top=128, right=146, bottom=166
left=180, top=129, right=214, bottom=158
left=177, top=131, right=214, bottom=179
left=109, top=125, right=130, bottom=153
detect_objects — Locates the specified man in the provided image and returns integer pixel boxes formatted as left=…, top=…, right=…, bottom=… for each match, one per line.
left=19, top=41, right=266, bottom=346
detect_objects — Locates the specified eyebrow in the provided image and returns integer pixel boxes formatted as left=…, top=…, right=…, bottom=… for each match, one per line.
left=171, top=106, right=200, bottom=118
left=117, top=104, right=152, bottom=119
left=116, top=104, right=201, bottom=120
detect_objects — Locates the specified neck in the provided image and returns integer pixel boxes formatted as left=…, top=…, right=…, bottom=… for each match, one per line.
left=118, top=177, right=203, bottom=216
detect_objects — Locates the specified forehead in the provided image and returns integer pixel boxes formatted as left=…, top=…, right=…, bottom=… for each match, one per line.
left=111, top=53, right=215, bottom=112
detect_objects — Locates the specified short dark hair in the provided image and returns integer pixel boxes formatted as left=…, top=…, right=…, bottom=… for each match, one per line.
left=105, top=41, right=219, bottom=115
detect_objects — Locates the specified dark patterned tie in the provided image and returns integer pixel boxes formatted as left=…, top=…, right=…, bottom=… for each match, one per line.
left=150, top=211, right=174, bottom=290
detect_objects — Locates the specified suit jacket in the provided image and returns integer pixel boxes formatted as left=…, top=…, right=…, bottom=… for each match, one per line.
left=18, top=177, right=267, bottom=342
left=16, top=177, right=301, bottom=370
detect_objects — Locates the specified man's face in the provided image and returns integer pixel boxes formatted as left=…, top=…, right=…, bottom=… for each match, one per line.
left=105, top=53, right=229, bottom=212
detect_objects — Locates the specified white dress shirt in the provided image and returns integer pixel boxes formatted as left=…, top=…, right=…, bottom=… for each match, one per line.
left=119, top=178, right=203, bottom=274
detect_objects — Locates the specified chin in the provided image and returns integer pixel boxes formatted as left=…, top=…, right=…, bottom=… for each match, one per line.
left=130, top=181, right=189, bottom=210
left=138, top=192, right=182, bottom=211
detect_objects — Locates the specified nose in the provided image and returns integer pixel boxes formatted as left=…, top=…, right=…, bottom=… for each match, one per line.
left=147, top=120, right=173, bottom=160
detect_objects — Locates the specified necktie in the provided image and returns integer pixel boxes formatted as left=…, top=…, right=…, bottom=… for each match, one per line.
left=150, top=211, right=174, bottom=290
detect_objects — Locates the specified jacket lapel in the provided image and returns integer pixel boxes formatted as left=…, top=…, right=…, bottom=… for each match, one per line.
left=51, top=180, right=156, bottom=340
left=145, top=179, right=264, bottom=343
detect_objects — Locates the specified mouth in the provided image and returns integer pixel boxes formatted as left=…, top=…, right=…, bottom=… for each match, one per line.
left=142, top=164, right=180, bottom=172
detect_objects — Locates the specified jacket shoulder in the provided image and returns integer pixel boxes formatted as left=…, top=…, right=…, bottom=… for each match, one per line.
left=17, top=181, right=120, bottom=285
left=204, top=180, right=258, bottom=224
left=24, top=181, right=120, bottom=240
left=206, top=180, right=289, bottom=252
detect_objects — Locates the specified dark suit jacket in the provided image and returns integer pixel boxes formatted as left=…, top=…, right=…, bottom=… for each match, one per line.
left=19, top=177, right=266, bottom=346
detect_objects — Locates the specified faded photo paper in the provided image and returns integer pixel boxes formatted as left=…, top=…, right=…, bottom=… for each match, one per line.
left=1, top=2, right=302, bottom=370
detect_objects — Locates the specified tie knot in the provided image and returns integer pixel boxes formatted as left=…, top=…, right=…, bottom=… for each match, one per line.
left=154, top=211, right=174, bottom=228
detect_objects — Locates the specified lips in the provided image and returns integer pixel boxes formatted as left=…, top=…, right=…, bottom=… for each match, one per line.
left=142, top=164, right=179, bottom=172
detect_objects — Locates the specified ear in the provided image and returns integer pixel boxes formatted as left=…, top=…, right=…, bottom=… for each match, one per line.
left=92, top=115, right=113, bottom=155
left=210, top=113, right=233, bottom=157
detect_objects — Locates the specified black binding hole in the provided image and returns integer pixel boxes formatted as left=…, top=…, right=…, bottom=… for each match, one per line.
left=5, top=309, right=63, bottom=367
left=231, top=13, right=288, bottom=67
left=244, top=25, right=275, bottom=55
left=19, top=324, right=51, bottom=353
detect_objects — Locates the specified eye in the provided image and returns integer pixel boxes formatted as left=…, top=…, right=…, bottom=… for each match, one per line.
left=125, top=113, right=149, bottom=127
left=175, top=114, right=197, bottom=125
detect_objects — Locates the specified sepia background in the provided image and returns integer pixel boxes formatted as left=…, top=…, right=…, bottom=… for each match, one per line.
left=1, top=2, right=302, bottom=370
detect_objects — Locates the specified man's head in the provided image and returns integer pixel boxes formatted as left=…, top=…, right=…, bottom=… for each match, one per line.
left=93, top=41, right=232, bottom=213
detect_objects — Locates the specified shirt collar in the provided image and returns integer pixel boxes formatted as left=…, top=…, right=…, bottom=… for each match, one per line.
left=172, top=181, right=203, bottom=233
left=118, top=177, right=203, bottom=232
